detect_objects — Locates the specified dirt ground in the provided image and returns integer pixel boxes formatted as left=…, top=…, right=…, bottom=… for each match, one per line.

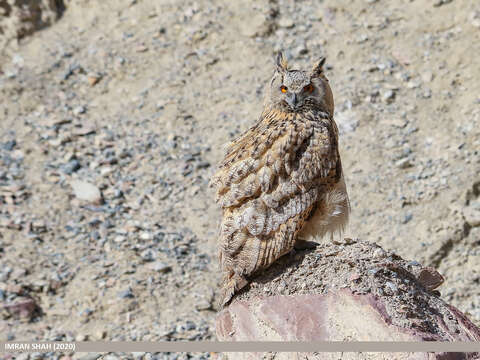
left=0, top=0, right=479, bottom=359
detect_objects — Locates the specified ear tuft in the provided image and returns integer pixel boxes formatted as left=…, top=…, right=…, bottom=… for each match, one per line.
left=275, top=52, right=288, bottom=72
left=311, top=57, right=326, bottom=76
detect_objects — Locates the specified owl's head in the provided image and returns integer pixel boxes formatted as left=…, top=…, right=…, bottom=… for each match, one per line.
left=264, top=52, right=334, bottom=115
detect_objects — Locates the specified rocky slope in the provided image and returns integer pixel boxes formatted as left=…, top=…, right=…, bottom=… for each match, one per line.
left=0, top=0, right=479, bottom=359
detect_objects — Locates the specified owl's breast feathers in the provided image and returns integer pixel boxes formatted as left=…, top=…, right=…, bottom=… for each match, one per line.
left=212, top=108, right=341, bottom=210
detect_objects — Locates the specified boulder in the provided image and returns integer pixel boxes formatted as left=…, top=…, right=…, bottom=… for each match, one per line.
left=216, top=240, right=480, bottom=360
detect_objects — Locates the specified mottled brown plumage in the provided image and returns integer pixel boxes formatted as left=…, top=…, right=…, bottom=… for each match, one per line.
left=211, top=53, right=350, bottom=305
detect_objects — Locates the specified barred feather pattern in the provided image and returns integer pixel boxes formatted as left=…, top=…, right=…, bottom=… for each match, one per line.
left=211, top=107, right=344, bottom=306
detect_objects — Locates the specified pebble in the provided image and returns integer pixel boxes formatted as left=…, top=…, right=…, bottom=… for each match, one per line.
left=395, top=158, right=413, bottom=169
left=149, top=261, right=172, bottom=273
left=463, top=203, right=480, bottom=227
left=3, top=139, right=17, bottom=151
left=87, top=73, right=102, bottom=86
left=117, top=288, right=134, bottom=299
left=433, top=0, right=452, bottom=7
left=62, top=159, right=81, bottom=174
left=70, top=180, right=103, bottom=204
left=140, top=249, right=156, bottom=262
left=402, top=213, right=413, bottom=224
left=72, top=105, right=86, bottom=115
left=139, top=232, right=152, bottom=241
left=382, top=90, right=395, bottom=103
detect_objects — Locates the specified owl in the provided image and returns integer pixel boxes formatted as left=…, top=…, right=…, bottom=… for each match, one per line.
left=211, top=53, right=350, bottom=306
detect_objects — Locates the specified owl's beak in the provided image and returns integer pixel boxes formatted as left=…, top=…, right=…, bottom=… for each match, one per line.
left=286, top=93, right=298, bottom=109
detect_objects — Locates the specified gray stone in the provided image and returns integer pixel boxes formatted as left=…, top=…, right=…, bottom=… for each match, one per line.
left=70, top=180, right=103, bottom=204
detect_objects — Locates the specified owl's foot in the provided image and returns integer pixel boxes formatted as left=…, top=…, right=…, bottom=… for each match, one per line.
left=219, top=273, right=249, bottom=308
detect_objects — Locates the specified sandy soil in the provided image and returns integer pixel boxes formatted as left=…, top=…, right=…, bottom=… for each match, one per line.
left=0, top=0, right=479, bottom=359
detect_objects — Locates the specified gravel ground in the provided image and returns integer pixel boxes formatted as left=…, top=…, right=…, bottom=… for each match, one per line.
left=0, top=0, right=479, bottom=359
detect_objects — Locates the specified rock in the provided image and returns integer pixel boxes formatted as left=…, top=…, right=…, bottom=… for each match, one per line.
left=87, top=73, right=102, bottom=86
left=139, top=232, right=152, bottom=241
left=395, top=158, right=413, bottom=169
left=140, top=248, right=156, bottom=262
left=117, top=288, right=134, bottom=299
left=415, top=267, right=445, bottom=291
left=463, top=201, right=480, bottom=227
left=382, top=89, right=395, bottom=103
left=148, top=261, right=171, bottom=273
left=433, top=0, right=453, bottom=7
left=72, top=106, right=86, bottom=116
left=62, top=159, right=81, bottom=174
left=3, top=297, right=39, bottom=319
left=217, top=241, right=480, bottom=359
left=70, top=180, right=103, bottom=204
left=401, top=213, right=413, bottom=224
left=3, top=139, right=17, bottom=151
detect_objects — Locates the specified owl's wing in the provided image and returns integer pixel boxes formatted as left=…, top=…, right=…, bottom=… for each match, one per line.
left=212, top=110, right=340, bottom=275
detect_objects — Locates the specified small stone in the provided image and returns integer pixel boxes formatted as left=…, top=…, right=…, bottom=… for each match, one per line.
left=76, top=333, right=88, bottom=341
left=372, top=248, right=387, bottom=259
left=70, top=180, right=103, bottom=204
left=382, top=90, right=395, bottom=103
left=463, top=203, right=480, bottom=227
left=148, top=261, right=171, bottom=273
left=3, top=298, right=38, bottom=319
left=62, top=159, right=81, bottom=174
left=401, top=213, right=413, bottom=224
left=87, top=74, right=102, bottom=86
left=416, top=267, right=444, bottom=290
left=3, top=140, right=16, bottom=151
left=433, top=0, right=452, bottom=7
left=139, top=232, right=152, bottom=241
left=395, top=158, right=413, bottom=169
left=73, top=105, right=86, bottom=115
left=136, top=44, right=148, bottom=52
left=140, top=249, right=156, bottom=262
left=117, top=288, right=134, bottom=299
left=95, top=330, right=107, bottom=339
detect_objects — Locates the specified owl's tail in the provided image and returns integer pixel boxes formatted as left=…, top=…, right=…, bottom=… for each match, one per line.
left=219, top=271, right=248, bottom=307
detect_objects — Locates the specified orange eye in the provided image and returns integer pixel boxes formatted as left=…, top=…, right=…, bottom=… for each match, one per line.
left=280, top=85, right=288, bottom=93
left=304, top=84, right=314, bottom=93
